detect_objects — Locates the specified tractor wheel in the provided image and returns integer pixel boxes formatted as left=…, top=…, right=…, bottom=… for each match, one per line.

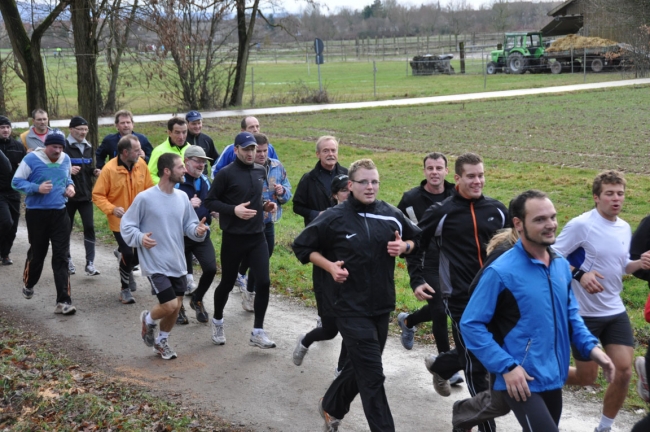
left=550, top=61, right=562, bottom=75
left=486, top=62, right=498, bottom=75
left=508, top=52, right=527, bottom=74
left=590, top=58, right=604, bottom=73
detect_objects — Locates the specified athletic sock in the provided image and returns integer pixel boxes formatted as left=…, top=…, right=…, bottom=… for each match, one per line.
left=212, top=318, right=223, bottom=326
left=597, top=415, right=614, bottom=431
left=252, top=328, right=264, bottom=336
left=156, top=331, right=170, bottom=344
left=145, top=312, right=156, bottom=326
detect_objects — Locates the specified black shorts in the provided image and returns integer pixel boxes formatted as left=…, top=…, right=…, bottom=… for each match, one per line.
left=571, top=311, right=635, bottom=361
left=147, top=274, right=187, bottom=304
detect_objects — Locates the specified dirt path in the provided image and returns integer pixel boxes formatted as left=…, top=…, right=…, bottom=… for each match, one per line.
left=2, top=223, right=641, bottom=431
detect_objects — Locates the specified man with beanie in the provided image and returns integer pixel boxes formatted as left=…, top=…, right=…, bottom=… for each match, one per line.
left=64, top=116, right=101, bottom=276
left=12, top=133, right=77, bottom=315
left=148, top=117, right=191, bottom=184
left=0, top=115, right=26, bottom=266
left=185, top=111, right=219, bottom=176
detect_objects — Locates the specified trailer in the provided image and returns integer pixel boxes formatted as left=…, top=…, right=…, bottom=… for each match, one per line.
left=544, top=44, right=632, bottom=74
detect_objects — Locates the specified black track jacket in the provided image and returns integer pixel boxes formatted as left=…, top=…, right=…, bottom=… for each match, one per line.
left=293, top=161, right=348, bottom=226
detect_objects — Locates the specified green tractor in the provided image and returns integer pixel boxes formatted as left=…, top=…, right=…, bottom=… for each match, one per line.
left=487, top=32, right=545, bottom=74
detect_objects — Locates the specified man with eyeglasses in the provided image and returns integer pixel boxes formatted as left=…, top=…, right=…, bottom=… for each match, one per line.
left=177, top=146, right=217, bottom=325
left=64, top=116, right=101, bottom=276
left=293, top=158, right=421, bottom=432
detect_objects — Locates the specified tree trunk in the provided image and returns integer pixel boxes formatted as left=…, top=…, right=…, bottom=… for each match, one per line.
left=229, top=0, right=260, bottom=107
left=103, top=0, right=137, bottom=114
left=70, top=0, right=99, bottom=153
left=0, top=59, right=6, bottom=115
left=0, top=0, right=70, bottom=116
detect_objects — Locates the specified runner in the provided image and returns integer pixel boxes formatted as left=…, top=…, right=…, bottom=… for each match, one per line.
left=148, top=117, right=191, bottom=184
left=553, top=170, right=650, bottom=432
left=121, top=153, right=208, bottom=360
left=96, top=109, right=153, bottom=169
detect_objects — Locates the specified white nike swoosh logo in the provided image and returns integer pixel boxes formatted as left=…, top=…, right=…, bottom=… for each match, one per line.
left=346, top=234, right=357, bottom=239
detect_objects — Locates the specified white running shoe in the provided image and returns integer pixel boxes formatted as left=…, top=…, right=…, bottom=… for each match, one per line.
left=249, top=329, right=276, bottom=349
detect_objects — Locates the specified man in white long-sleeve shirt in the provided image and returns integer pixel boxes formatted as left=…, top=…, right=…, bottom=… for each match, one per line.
left=121, top=153, right=208, bottom=360
left=553, top=170, right=650, bottom=432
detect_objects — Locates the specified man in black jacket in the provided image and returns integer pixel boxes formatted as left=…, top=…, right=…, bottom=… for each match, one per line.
left=293, top=136, right=347, bottom=227
left=293, top=158, right=421, bottom=432
left=397, top=152, right=463, bottom=389
left=185, top=111, right=219, bottom=176
left=0, top=115, right=26, bottom=265
left=416, top=152, right=508, bottom=432
left=204, top=132, right=277, bottom=349
left=64, top=116, right=101, bottom=276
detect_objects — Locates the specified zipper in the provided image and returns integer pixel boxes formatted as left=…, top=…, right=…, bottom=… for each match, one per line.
left=521, top=339, right=532, bottom=366
left=547, top=270, right=562, bottom=374
left=469, top=202, right=483, bottom=267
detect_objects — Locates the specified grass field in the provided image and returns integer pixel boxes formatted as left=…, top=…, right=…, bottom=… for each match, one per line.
left=5, top=55, right=636, bottom=118
left=13, top=84, right=650, bottom=410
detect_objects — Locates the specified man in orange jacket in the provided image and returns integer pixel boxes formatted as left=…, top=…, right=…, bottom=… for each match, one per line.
left=93, top=134, right=154, bottom=305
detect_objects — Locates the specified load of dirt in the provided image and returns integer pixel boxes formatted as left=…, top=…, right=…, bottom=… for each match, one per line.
left=546, top=34, right=618, bottom=52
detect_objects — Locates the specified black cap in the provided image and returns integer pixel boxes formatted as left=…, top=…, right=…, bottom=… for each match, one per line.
left=0, top=116, right=11, bottom=127
left=331, top=174, right=349, bottom=195
left=69, top=116, right=88, bottom=128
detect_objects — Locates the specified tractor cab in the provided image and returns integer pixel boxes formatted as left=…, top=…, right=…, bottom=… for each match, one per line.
left=487, top=31, right=545, bottom=74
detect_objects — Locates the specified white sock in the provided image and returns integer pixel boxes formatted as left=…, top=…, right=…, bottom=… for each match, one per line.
left=598, top=415, right=614, bottom=431
left=145, top=312, right=156, bottom=326
left=253, top=328, right=264, bottom=336
left=212, top=318, right=223, bottom=325
left=156, top=331, right=170, bottom=344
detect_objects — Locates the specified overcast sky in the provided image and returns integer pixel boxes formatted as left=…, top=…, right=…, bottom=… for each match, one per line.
left=276, top=0, right=557, bottom=15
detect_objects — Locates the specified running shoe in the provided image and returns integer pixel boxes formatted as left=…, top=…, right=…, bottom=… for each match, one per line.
left=235, top=273, right=248, bottom=293
left=2, top=256, right=13, bottom=265
left=449, top=372, right=465, bottom=386
left=120, top=288, right=135, bottom=304
left=128, top=271, right=137, bottom=292
left=292, top=334, right=308, bottom=365
left=68, top=259, right=76, bottom=275
left=334, top=367, right=343, bottom=378
left=319, top=398, right=341, bottom=432
left=241, top=290, right=255, bottom=312
left=397, top=312, right=415, bottom=350
left=132, top=264, right=140, bottom=272
left=316, top=317, right=322, bottom=328
left=140, top=310, right=157, bottom=347
left=176, top=304, right=189, bottom=325
left=425, top=354, right=451, bottom=397
left=185, top=274, right=197, bottom=296
left=249, top=329, right=276, bottom=349
left=22, top=286, right=34, bottom=299
left=153, top=338, right=177, bottom=360
left=54, top=302, right=76, bottom=315
left=189, top=298, right=209, bottom=323
left=85, top=261, right=100, bottom=276
left=636, top=356, right=649, bottom=402
left=211, top=321, right=226, bottom=345
left=113, top=248, right=121, bottom=261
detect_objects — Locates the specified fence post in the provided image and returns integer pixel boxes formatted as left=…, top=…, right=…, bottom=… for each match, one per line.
left=571, top=46, right=574, bottom=73
left=406, top=57, right=408, bottom=76
left=251, top=67, right=254, bottom=106
left=483, top=52, right=487, bottom=89
left=584, top=49, right=587, bottom=83
left=373, top=60, right=377, bottom=98
left=460, top=41, right=465, bottom=74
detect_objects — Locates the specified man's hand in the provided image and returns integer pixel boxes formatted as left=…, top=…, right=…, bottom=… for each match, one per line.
left=273, top=183, right=284, bottom=196
left=38, top=180, right=53, bottom=194
left=503, top=365, right=534, bottom=402
left=387, top=231, right=407, bottom=257
left=234, top=201, right=257, bottom=220
left=64, top=184, right=75, bottom=198
left=195, top=217, right=208, bottom=237
left=639, top=251, right=650, bottom=270
left=328, top=260, right=349, bottom=283
left=414, top=283, right=435, bottom=301
left=112, top=206, right=126, bottom=218
left=210, top=211, right=219, bottom=219
left=580, top=270, right=605, bottom=294
left=142, top=232, right=157, bottom=249
left=190, top=194, right=201, bottom=208
left=70, top=165, right=81, bottom=175
left=590, top=347, right=616, bottom=383
left=263, top=201, right=277, bottom=213
left=93, top=168, right=101, bottom=177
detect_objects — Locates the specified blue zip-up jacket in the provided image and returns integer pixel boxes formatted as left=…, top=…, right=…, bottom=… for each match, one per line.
left=96, top=131, right=153, bottom=169
left=12, top=148, right=74, bottom=209
left=211, top=142, right=278, bottom=178
left=460, top=240, right=598, bottom=393
left=176, top=172, right=212, bottom=225
left=261, top=157, right=292, bottom=224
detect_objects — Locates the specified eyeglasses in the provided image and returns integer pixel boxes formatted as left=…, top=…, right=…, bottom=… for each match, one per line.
left=351, top=180, right=380, bottom=187
left=73, top=127, right=89, bottom=133
left=190, top=158, right=206, bottom=165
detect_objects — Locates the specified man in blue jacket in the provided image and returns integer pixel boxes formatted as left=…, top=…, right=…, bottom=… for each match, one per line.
left=461, top=190, right=615, bottom=432
left=96, top=110, right=153, bottom=169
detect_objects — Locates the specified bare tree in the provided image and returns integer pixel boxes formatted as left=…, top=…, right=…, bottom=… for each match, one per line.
left=445, top=0, right=471, bottom=48
left=0, top=0, right=70, bottom=115
left=229, top=0, right=260, bottom=107
left=490, top=0, right=510, bottom=32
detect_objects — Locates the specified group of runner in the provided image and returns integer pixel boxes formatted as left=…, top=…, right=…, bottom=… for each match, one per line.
left=2, top=109, right=650, bottom=431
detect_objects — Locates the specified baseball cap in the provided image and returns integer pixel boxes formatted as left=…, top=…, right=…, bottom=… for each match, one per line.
left=185, top=145, right=213, bottom=160
left=331, top=174, right=349, bottom=195
left=234, top=132, right=257, bottom=148
left=185, top=111, right=202, bottom=122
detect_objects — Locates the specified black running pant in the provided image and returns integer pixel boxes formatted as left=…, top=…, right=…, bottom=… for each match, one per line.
left=24, top=208, right=71, bottom=304
left=302, top=314, right=348, bottom=372
left=66, top=200, right=96, bottom=263
left=406, top=273, right=451, bottom=354
left=113, top=231, right=138, bottom=290
left=323, top=313, right=394, bottom=432
left=238, top=222, right=275, bottom=292
left=503, top=389, right=562, bottom=432
left=0, top=194, right=20, bottom=258
left=214, top=231, right=270, bottom=329
left=431, top=299, right=494, bottom=432
left=185, top=231, right=217, bottom=302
